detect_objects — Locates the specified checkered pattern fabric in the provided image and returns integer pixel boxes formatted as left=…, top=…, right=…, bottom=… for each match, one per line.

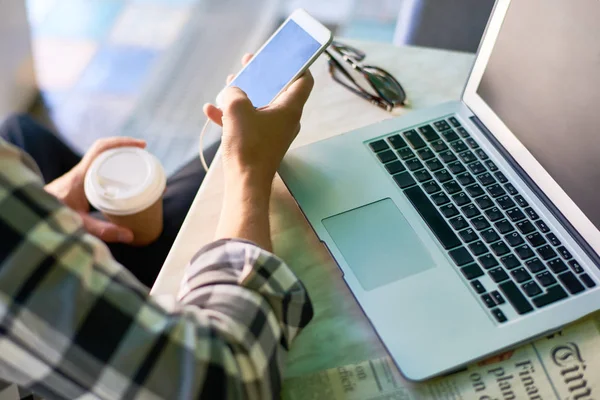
left=0, top=139, right=313, bottom=399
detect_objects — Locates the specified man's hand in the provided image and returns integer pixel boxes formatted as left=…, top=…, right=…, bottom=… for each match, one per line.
left=45, top=137, right=146, bottom=243
left=203, top=53, right=314, bottom=190
left=202, top=54, right=314, bottom=250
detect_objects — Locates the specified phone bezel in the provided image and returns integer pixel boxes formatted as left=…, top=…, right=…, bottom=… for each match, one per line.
left=216, top=8, right=332, bottom=108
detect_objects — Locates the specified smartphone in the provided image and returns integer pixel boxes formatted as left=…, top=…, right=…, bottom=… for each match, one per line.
left=216, top=9, right=332, bottom=109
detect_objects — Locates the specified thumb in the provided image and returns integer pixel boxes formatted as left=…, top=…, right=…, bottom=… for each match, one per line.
left=221, top=86, right=254, bottom=115
left=80, top=213, right=134, bottom=243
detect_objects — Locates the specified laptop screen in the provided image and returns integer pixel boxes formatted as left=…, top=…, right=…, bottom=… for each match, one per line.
left=477, top=0, right=600, bottom=231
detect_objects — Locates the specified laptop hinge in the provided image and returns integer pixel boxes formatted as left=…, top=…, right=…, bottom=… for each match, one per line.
left=469, top=115, right=600, bottom=270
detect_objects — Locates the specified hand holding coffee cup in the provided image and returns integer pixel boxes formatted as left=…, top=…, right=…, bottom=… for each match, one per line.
left=84, top=147, right=166, bottom=246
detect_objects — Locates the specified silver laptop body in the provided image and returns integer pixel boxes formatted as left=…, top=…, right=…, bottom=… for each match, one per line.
left=279, top=0, right=600, bottom=381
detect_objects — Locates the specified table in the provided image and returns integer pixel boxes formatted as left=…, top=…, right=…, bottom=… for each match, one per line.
left=151, top=40, right=475, bottom=377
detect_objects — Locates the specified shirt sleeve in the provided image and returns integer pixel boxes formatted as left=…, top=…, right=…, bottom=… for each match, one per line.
left=0, top=140, right=313, bottom=400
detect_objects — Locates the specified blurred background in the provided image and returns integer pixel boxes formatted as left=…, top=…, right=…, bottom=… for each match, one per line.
left=1, top=0, right=494, bottom=175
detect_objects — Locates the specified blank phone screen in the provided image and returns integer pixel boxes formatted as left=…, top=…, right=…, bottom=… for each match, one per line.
left=230, top=20, right=322, bottom=108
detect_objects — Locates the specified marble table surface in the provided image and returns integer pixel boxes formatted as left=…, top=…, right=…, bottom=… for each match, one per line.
left=151, top=39, right=476, bottom=377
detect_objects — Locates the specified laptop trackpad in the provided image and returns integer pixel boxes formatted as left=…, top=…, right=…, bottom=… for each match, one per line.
left=322, top=198, right=435, bottom=291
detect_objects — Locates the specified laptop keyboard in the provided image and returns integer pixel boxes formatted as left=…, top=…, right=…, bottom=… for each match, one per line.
left=368, top=116, right=597, bottom=323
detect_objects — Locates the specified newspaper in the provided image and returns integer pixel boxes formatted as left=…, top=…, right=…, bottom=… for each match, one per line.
left=284, top=313, right=600, bottom=400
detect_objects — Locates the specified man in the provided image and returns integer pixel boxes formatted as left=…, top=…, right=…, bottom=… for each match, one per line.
left=0, top=57, right=315, bottom=399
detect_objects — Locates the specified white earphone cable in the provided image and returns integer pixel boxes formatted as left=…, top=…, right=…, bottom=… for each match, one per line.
left=199, top=119, right=212, bottom=172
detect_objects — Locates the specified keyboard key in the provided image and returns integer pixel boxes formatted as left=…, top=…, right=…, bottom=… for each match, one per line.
left=404, top=186, right=461, bottom=249
left=512, top=267, right=532, bottom=283
left=499, top=281, right=534, bottom=314
left=505, top=232, right=524, bottom=247
left=449, top=216, right=469, bottom=230
left=489, top=267, right=509, bottom=283
left=423, top=181, right=442, bottom=194
left=487, top=184, right=506, bottom=198
left=495, top=171, right=508, bottom=183
left=457, top=127, right=470, bottom=137
left=580, top=273, right=596, bottom=288
left=477, top=173, right=496, bottom=186
left=451, top=141, right=468, bottom=153
left=447, top=161, right=465, bottom=174
left=536, top=220, right=550, bottom=233
left=370, top=140, right=389, bottom=152
left=491, top=291, right=505, bottom=305
left=501, top=254, right=521, bottom=269
left=466, top=138, right=479, bottom=149
left=432, top=192, right=450, bottom=206
left=548, top=259, right=568, bottom=274
left=414, top=169, right=433, bottom=183
left=492, top=308, right=507, bottom=323
left=469, top=240, right=488, bottom=256
left=514, top=195, right=529, bottom=208
left=462, top=264, right=484, bottom=280
left=557, top=246, right=573, bottom=260
left=557, top=271, right=585, bottom=294
left=393, top=172, right=416, bottom=189
left=459, top=228, right=479, bottom=243
left=497, top=196, right=516, bottom=210
left=471, top=279, right=486, bottom=293
left=457, top=172, right=475, bottom=186
left=495, top=219, right=515, bottom=234
left=522, top=281, right=542, bottom=297
left=475, top=149, right=489, bottom=160
left=546, top=233, right=561, bottom=246
left=525, top=232, right=546, bottom=247
left=443, top=181, right=461, bottom=194
left=448, top=248, right=474, bottom=265
left=406, top=159, right=424, bottom=171
left=523, top=207, right=539, bottom=221
left=442, top=129, right=459, bottom=142
left=466, top=184, right=485, bottom=197
left=536, top=271, right=556, bottom=287
left=452, top=192, right=470, bottom=206
left=449, top=117, right=461, bottom=127
left=472, top=217, right=490, bottom=231
left=481, top=293, right=496, bottom=308
left=431, top=140, right=448, bottom=152
left=435, top=169, right=453, bottom=183
left=479, top=254, right=499, bottom=269
left=517, top=221, right=536, bottom=234
left=459, top=151, right=477, bottom=164
left=507, top=209, right=526, bottom=222
left=491, top=241, right=510, bottom=256
left=532, top=285, right=568, bottom=308
left=526, top=258, right=546, bottom=274
left=481, top=208, right=500, bottom=223
left=475, top=195, right=494, bottom=210
left=481, top=228, right=500, bottom=243
left=419, top=124, right=439, bottom=141
left=462, top=204, right=480, bottom=218
left=385, top=161, right=406, bottom=175
left=515, top=244, right=535, bottom=260
left=426, top=159, right=444, bottom=171
left=388, top=134, right=407, bottom=149
left=440, top=151, right=457, bottom=163
left=377, top=150, right=397, bottom=163
left=485, top=160, right=498, bottom=171
left=432, top=120, right=451, bottom=132
left=417, top=148, right=435, bottom=160
left=504, top=183, right=518, bottom=195
left=404, top=129, right=426, bottom=149
left=537, top=245, right=557, bottom=260
left=398, top=147, right=415, bottom=160
left=568, top=260, right=584, bottom=274
left=441, top=204, right=459, bottom=218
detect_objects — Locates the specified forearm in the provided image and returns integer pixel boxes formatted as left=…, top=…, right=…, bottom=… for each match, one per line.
left=217, top=173, right=273, bottom=251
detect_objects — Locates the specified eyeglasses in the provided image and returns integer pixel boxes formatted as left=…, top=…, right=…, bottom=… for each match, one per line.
left=325, top=41, right=407, bottom=112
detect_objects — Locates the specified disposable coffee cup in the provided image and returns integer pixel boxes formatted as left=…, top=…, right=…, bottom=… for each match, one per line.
left=84, top=147, right=167, bottom=246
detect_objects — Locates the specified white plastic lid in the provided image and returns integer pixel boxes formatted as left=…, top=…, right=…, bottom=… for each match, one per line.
left=84, top=147, right=166, bottom=216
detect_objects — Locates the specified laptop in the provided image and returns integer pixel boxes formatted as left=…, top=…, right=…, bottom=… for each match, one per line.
left=279, top=0, right=600, bottom=381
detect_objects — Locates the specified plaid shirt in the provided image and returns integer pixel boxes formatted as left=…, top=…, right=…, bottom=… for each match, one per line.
left=0, top=139, right=313, bottom=399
